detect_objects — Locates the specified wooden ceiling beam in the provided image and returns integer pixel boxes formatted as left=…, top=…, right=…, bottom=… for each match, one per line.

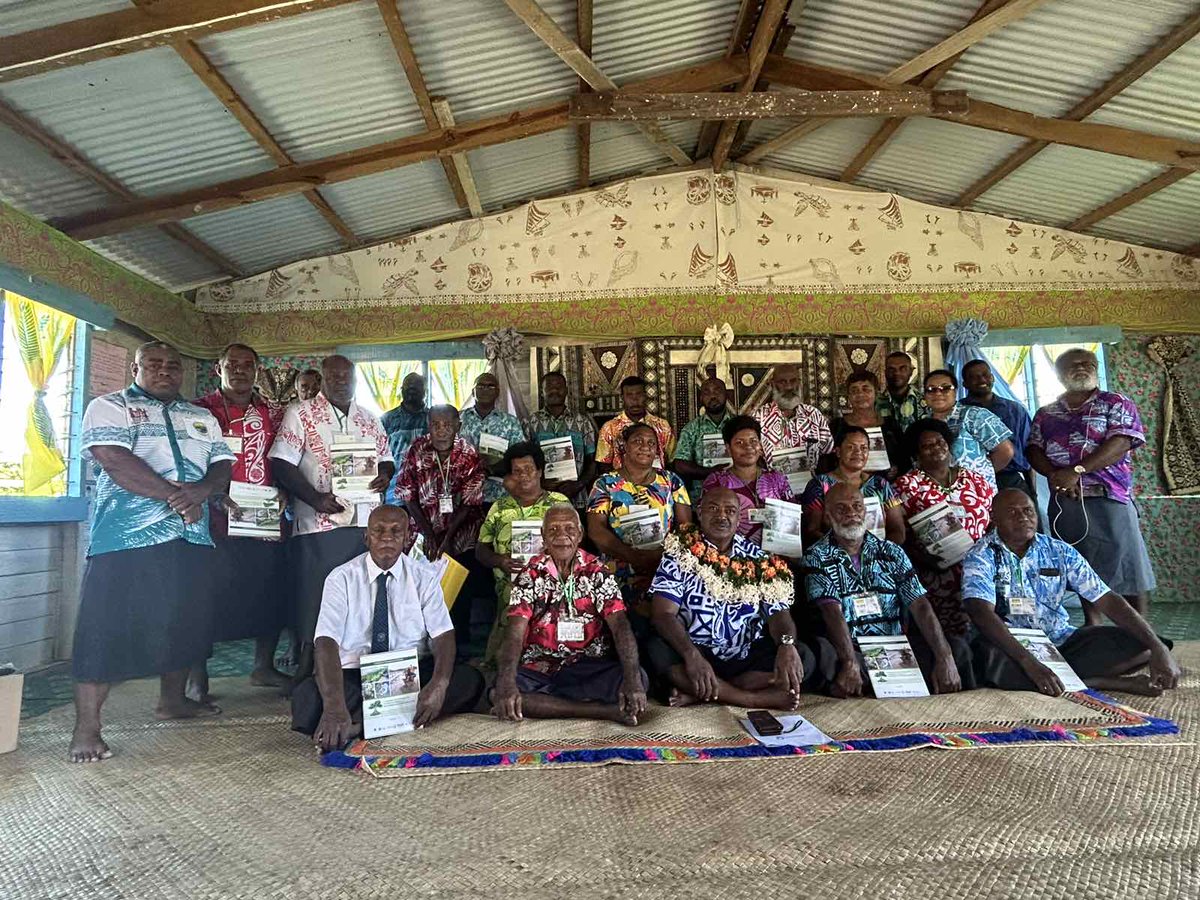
left=711, top=0, right=791, bottom=172
left=695, top=0, right=762, bottom=160
left=742, top=0, right=1041, bottom=164
left=49, top=54, right=748, bottom=239
left=0, top=97, right=242, bottom=277
left=0, top=0, right=360, bottom=82
left=840, top=0, right=1014, bottom=182
left=500, top=0, right=691, bottom=165
left=750, top=56, right=1200, bottom=170
left=1066, top=169, right=1192, bottom=232
left=431, top=98, right=484, bottom=217
left=956, top=7, right=1200, bottom=206
left=374, top=0, right=471, bottom=210
left=571, top=90, right=969, bottom=120
left=165, top=35, right=357, bottom=244
left=576, top=0, right=593, bottom=189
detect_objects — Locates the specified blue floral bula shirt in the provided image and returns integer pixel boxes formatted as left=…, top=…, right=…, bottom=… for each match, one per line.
left=649, top=534, right=789, bottom=661
left=802, top=532, right=927, bottom=637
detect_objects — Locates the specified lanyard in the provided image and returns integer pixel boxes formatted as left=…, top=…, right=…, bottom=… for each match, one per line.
left=331, top=405, right=349, bottom=434
left=436, top=450, right=454, bottom=495
left=560, top=573, right=578, bottom=617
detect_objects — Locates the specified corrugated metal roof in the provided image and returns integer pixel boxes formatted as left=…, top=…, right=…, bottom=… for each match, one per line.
left=194, top=2, right=427, bottom=163
left=787, top=0, right=981, bottom=76
left=0, top=120, right=113, bottom=219
left=972, top=144, right=1167, bottom=228
left=591, top=0, right=738, bottom=81
left=467, top=131, right=579, bottom=212
left=590, top=121, right=703, bottom=183
left=748, top=118, right=891, bottom=180
left=183, top=195, right=344, bottom=274
left=83, top=227, right=226, bottom=293
left=940, top=0, right=1198, bottom=119
left=319, top=161, right=463, bottom=243
left=1085, top=34, right=1200, bottom=142
left=1087, top=175, right=1200, bottom=251
left=855, top=118, right=1032, bottom=205
left=0, top=47, right=275, bottom=197
left=0, top=0, right=130, bottom=37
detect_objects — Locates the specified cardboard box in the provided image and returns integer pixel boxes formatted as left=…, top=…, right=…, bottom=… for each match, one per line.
left=0, top=673, right=23, bottom=754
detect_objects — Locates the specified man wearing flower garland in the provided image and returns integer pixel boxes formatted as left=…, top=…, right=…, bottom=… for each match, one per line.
left=802, top=482, right=969, bottom=697
left=646, top=487, right=819, bottom=708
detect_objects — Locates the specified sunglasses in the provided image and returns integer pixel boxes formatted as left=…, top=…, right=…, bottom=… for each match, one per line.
left=924, top=384, right=956, bottom=394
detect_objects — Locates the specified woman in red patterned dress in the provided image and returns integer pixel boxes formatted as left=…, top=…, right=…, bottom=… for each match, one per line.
left=894, top=418, right=996, bottom=636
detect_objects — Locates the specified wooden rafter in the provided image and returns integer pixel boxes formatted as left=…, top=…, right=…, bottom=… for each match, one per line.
left=750, top=56, right=1200, bottom=170
left=741, top=0, right=1045, bottom=164
left=0, top=0, right=360, bottom=82
left=711, top=0, right=790, bottom=172
left=0, top=97, right=242, bottom=277
left=1066, top=169, right=1192, bottom=232
left=956, top=7, right=1200, bottom=206
left=571, top=90, right=969, bottom=120
left=165, top=35, right=357, bottom=244
left=500, top=0, right=692, bottom=165
left=576, top=0, right=593, bottom=189
left=50, top=55, right=748, bottom=239
left=695, top=0, right=762, bottom=159
left=840, top=0, right=1013, bottom=182
left=374, top=0, right=470, bottom=210
left=431, top=98, right=484, bottom=217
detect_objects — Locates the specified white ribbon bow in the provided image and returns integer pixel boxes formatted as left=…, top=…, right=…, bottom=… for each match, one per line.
left=696, top=322, right=734, bottom=387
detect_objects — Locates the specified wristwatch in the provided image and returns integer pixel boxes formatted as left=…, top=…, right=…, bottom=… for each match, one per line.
left=779, top=634, right=796, bottom=646
left=1072, top=464, right=1087, bottom=475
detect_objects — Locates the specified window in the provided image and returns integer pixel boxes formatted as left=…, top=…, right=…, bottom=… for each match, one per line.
left=352, top=358, right=488, bottom=417
left=983, top=343, right=1107, bottom=411
left=0, top=291, right=88, bottom=507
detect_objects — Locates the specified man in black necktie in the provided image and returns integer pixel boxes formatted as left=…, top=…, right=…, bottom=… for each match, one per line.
left=289, top=505, right=483, bottom=750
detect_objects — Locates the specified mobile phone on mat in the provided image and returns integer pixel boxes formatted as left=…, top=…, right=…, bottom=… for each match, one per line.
left=748, top=709, right=784, bottom=736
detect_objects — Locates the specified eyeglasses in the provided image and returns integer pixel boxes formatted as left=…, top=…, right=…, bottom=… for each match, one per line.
left=924, top=384, right=955, bottom=394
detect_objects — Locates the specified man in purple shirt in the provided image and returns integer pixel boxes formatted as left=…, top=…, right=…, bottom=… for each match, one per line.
left=1028, top=348, right=1155, bottom=624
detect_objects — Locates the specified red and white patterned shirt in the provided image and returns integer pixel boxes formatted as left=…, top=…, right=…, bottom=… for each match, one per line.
left=894, top=466, right=996, bottom=543
left=194, top=389, right=283, bottom=539
left=391, top=435, right=487, bottom=555
left=268, top=396, right=392, bottom=535
left=753, top=401, right=833, bottom=471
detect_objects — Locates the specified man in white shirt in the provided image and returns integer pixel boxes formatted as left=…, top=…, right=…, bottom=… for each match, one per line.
left=269, top=355, right=395, bottom=683
left=753, top=363, right=833, bottom=473
left=291, top=505, right=484, bottom=750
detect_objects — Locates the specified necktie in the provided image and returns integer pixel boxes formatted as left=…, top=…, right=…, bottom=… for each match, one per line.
left=371, top=571, right=391, bottom=654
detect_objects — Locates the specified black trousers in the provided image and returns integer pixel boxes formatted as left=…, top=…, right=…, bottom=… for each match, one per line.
left=447, top=549, right=496, bottom=656
left=972, top=625, right=1171, bottom=691
left=814, top=625, right=976, bottom=695
left=642, top=632, right=825, bottom=693
left=290, top=656, right=485, bottom=735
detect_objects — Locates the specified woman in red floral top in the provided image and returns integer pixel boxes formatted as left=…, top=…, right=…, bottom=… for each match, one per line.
left=894, top=418, right=996, bottom=636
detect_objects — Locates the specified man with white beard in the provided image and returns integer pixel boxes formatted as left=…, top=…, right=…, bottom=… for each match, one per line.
left=1029, top=349, right=1157, bottom=622
left=753, top=363, right=833, bottom=473
left=802, top=483, right=970, bottom=698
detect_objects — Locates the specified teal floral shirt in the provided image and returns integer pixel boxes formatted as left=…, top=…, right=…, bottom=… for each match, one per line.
left=459, top=405, right=526, bottom=502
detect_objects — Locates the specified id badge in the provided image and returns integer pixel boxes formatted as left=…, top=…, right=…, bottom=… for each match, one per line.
left=332, top=432, right=358, bottom=446
left=223, top=435, right=243, bottom=455
left=1009, top=595, right=1037, bottom=617
left=849, top=593, right=883, bottom=619
left=439, top=494, right=454, bottom=515
left=557, top=619, right=585, bottom=643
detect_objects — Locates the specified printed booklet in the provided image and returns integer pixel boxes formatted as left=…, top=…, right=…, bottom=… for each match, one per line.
left=359, top=647, right=421, bottom=739
left=1007, top=627, right=1087, bottom=692
left=761, top=497, right=804, bottom=556
left=227, top=482, right=282, bottom=539
left=908, top=501, right=975, bottom=567
left=856, top=634, right=930, bottom=698
left=540, top=435, right=578, bottom=481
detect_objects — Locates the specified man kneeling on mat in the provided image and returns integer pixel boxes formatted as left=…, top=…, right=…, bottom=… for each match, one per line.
left=493, top=504, right=649, bottom=725
left=291, top=505, right=484, bottom=751
left=963, top=489, right=1180, bottom=697
left=645, top=487, right=820, bottom=709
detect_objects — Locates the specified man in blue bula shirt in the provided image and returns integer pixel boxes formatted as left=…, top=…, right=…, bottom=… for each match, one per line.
left=70, top=342, right=235, bottom=763
left=960, top=359, right=1035, bottom=499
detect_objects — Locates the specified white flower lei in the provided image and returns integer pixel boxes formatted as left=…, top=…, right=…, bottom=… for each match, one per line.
left=662, top=531, right=794, bottom=608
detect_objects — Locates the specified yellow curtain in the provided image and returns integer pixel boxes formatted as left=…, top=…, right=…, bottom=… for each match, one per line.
left=985, top=345, right=1030, bottom=386
left=4, top=292, right=75, bottom=495
left=1041, top=342, right=1100, bottom=367
left=358, top=360, right=420, bottom=412
left=429, top=359, right=487, bottom=409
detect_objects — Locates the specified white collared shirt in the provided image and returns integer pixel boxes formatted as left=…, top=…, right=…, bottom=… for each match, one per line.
left=314, top=551, right=454, bottom=668
left=268, top=394, right=393, bottom=535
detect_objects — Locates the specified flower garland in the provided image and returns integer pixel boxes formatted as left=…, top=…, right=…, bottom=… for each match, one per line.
left=663, top=525, right=793, bottom=607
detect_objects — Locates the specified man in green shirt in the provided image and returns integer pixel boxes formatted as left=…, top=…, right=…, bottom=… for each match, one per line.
left=476, top=442, right=568, bottom=666
left=875, top=350, right=927, bottom=431
left=672, top=377, right=734, bottom=500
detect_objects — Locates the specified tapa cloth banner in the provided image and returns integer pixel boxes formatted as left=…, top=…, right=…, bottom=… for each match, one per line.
left=195, top=168, right=1198, bottom=313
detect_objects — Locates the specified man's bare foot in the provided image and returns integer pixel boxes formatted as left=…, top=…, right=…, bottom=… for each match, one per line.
left=156, top=698, right=222, bottom=720
left=668, top=687, right=698, bottom=708
left=249, top=667, right=291, bottom=688
left=185, top=683, right=218, bottom=704
left=1086, top=674, right=1164, bottom=698
left=602, top=706, right=640, bottom=726
left=68, top=727, right=113, bottom=763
